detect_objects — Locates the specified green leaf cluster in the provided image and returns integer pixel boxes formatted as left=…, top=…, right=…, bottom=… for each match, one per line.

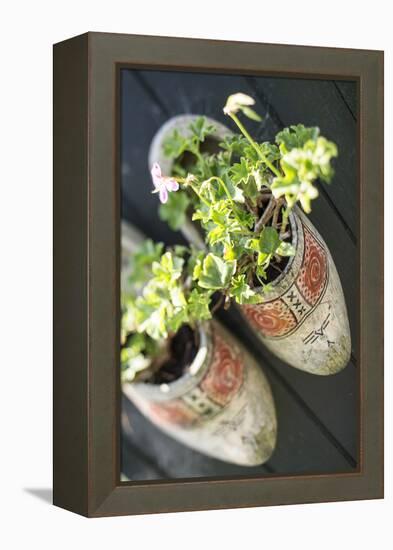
left=126, top=239, right=164, bottom=290
left=122, top=245, right=214, bottom=344
left=163, top=116, right=216, bottom=169
left=276, top=124, right=320, bottom=152
left=121, top=332, right=161, bottom=383
left=272, top=132, right=338, bottom=212
left=158, top=189, right=191, bottom=230
left=121, top=241, right=216, bottom=380
left=159, top=99, right=337, bottom=305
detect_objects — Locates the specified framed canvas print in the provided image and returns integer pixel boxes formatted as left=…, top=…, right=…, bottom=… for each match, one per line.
left=53, top=32, right=384, bottom=517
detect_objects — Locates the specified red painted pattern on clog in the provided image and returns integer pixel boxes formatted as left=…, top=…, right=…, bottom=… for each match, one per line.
left=296, top=225, right=327, bottom=306
left=200, top=332, right=244, bottom=406
left=149, top=399, right=199, bottom=427
left=242, top=222, right=328, bottom=339
left=242, top=299, right=297, bottom=338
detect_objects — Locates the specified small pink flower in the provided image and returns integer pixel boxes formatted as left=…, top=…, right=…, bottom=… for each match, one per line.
left=151, top=162, right=179, bottom=204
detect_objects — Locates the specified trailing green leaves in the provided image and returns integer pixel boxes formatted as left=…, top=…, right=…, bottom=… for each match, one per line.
left=126, top=239, right=163, bottom=289
left=187, top=289, right=214, bottom=321
left=159, top=190, right=191, bottom=230
left=272, top=136, right=338, bottom=212
left=196, top=253, right=236, bottom=290
left=121, top=244, right=214, bottom=354
left=189, top=116, right=216, bottom=142
left=229, top=275, right=263, bottom=305
left=276, top=124, right=320, bottom=152
left=121, top=332, right=161, bottom=383
left=258, top=226, right=281, bottom=254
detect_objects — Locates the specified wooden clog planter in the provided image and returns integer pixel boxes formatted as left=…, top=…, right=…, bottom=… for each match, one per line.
left=241, top=209, right=351, bottom=375
left=123, top=321, right=277, bottom=466
left=121, top=222, right=277, bottom=465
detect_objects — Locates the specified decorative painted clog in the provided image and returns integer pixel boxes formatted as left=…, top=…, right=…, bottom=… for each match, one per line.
left=241, top=208, right=351, bottom=375
left=148, top=114, right=233, bottom=249
left=122, top=321, right=277, bottom=466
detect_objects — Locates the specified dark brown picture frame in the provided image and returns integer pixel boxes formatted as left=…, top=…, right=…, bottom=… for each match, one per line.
left=53, top=32, right=384, bottom=517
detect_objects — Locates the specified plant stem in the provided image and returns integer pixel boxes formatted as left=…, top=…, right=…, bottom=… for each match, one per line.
left=189, top=182, right=211, bottom=209
left=272, top=197, right=285, bottom=228
left=229, top=113, right=281, bottom=177
left=194, top=150, right=207, bottom=172
left=254, top=196, right=276, bottom=233
left=210, top=293, right=225, bottom=314
left=206, top=176, right=244, bottom=226
left=256, top=273, right=266, bottom=287
left=270, top=262, right=283, bottom=275
left=176, top=176, right=211, bottom=209
left=280, top=206, right=291, bottom=236
left=207, top=176, right=232, bottom=202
